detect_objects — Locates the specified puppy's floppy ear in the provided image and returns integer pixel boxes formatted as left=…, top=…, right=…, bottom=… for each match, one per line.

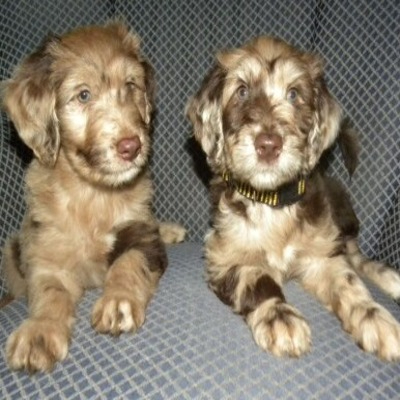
left=306, top=54, right=343, bottom=169
left=186, top=64, right=226, bottom=165
left=2, top=36, right=60, bottom=167
left=337, top=118, right=359, bottom=177
left=141, top=59, right=156, bottom=125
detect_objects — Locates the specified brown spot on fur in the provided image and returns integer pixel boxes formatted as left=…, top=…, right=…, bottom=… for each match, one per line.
left=298, top=173, right=327, bottom=226
left=26, top=334, right=58, bottom=373
left=364, top=307, right=379, bottom=320
left=211, top=265, right=240, bottom=307
left=4, top=35, right=61, bottom=167
left=30, top=219, right=41, bottom=229
left=210, top=178, right=248, bottom=219
left=222, top=84, right=275, bottom=138
left=109, top=222, right=167, bottom=274
left=228, top=199, right=247, bottom=217
left=266, top=303, right=299, bottom=328
left=141, top=59, right=156, bottom=107
left=0, top=294, right=14, bottom=308
left=201, top=64, right=227, bottom=104
left=337, top=118, right=359, bottom=177
left=346, top=272, right=357, bottom=285
left=209, top=178, right=226, bottom=216
left=186, top=64, right=227, bottom=168
left=11, top=238, right=21, bottom=264
left=224, top=188, right=247, bottom=218
left=376, top=264, right=387, bottom=275
left=331, top=293, right=342, bottom=316
left=10, top=238, right=25, bottom=279
left=329, top=241, right=346, bottom=258
left=267, top=57, right=278, bottom=72
left=325, top=177, right=359, bottom=238
left=241, top=275, right=285, bottom=316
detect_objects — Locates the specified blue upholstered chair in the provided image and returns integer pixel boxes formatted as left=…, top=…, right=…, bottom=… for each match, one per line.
left=1, top=1, right=399, bottom=398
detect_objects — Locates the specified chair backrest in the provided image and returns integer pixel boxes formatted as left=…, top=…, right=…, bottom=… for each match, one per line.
left=313, top=0, right=400, bottom=266
left=1, top=0, right=399, bottom=296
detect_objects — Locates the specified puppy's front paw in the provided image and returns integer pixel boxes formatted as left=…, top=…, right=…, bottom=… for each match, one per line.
left=159, top=222, right=186, bottom=244
left=345, top=303, right=400, bottom=362
left=248, top=299, right=311, bottom=357
left=6, top=319, right=69, bottom=373
left=92, top=294, right=145, bottom=335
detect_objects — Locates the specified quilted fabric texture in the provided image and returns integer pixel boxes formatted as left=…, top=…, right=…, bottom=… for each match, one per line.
left=0, top=0, right=399, bottom=398
left=314, top=0, right=400, bottom=263
left=1, top=243, right=400, bottom=400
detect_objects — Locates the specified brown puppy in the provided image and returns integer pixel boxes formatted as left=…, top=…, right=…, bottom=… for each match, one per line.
left=187, top=36, right=400, bottom=361
left=2, top=22, right=185, bottom=372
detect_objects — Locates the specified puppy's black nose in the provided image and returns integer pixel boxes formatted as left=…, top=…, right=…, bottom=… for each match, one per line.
left=117, top=136, right=141, bottom=161
left=255, top=133, right=282, bottom=162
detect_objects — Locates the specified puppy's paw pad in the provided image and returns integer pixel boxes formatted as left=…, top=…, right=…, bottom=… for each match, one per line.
left=159, top=222, right=186, bottom=244
left=92, top=295, right=145, bottom=335
left=6, top=319, right=69, bottom=373
left=249, top=301, right=311, bottom=357
left=349, top=304, right=400, bottom=362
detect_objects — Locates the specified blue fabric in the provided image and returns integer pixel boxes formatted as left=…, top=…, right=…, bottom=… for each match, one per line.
left=1, top=0, right=399, bottom=296
left=315, top=0, right=400, bottom=263
left=0, top=1, right=399, bottom=398
left=1, top=244, right=400, bottom=399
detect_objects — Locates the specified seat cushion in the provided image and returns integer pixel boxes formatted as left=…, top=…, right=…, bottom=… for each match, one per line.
left=1, top=243, right=399, bottom=399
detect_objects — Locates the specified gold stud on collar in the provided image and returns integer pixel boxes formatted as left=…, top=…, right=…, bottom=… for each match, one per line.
left=222, top=171, right=307, bottom=208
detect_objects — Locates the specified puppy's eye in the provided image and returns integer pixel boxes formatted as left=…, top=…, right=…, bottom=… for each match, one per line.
left=287, top=88, right=298, bottom=104
left=78, top=90, right=91, bottom=103
left=237, top=85, right=249, bottom=101
left=126, top=81, right=136, bottom=90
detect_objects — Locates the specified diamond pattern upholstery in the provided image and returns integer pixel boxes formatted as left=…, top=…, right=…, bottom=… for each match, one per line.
left=1, top=244, right=400, bottom=399
left=0, top=0, right=399, bottom=398
left=314, top=0, right=400, bottom=261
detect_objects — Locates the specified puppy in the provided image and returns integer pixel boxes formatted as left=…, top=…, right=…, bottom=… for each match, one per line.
left=2, top=22, right=185, bottom=373
left=187, top=36, right=400, bottom=361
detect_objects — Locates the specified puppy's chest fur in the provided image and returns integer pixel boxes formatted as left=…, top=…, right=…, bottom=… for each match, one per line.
left=211, top=186, right=338, bottom=275
left=24, top=161, right=153, bottom=267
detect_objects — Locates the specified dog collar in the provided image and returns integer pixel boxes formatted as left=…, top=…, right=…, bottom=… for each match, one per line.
left=222, top=171, right=307, bottom=207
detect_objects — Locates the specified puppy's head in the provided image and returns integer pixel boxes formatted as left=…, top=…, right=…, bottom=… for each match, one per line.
left=3, top=22, right=155, bottom=187
left=187, top=36, right=342, bottom=190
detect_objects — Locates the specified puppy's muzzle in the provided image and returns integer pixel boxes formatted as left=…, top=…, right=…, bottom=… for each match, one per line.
left=117, top=136, right=141, bottom=161
left=255, top=133, right=282, bottom=163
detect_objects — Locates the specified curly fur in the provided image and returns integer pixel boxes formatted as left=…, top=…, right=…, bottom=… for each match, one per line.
left=2, top=22, right=185, bottom=373
left=187, top=36, right=400, bottom=361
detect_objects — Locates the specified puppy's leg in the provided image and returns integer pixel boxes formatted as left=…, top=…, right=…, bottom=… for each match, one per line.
left=300, top=256, right=400, bottom=361
left=6, top=271, right=82, bottom=372
left=158, top=221, right=187, bottom=244
left=208, top=265, right=311, bottom=357
left=346, top=238, right=400, bottom=300
left=92, top=222, right=167, bottom=335
left=3, top=236, right=27, bottom=297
